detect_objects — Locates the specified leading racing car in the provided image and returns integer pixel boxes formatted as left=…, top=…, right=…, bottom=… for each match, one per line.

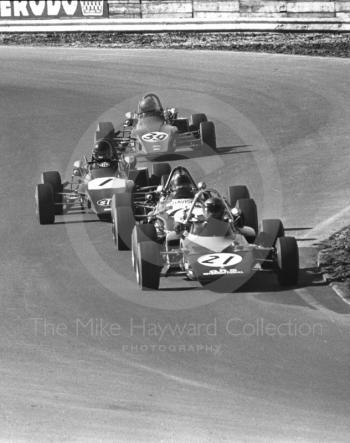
left=95, top=92, right=217, bottom=158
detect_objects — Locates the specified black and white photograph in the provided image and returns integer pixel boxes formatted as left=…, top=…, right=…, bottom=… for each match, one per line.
left=1, top=0, right=350, bottom=441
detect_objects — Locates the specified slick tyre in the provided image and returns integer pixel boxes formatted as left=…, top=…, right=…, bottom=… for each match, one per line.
left=276, top=236, right=299, bottom=286
left=95, top=122, right=114, bottom=142
left=200, top=121, right=216, bottom=151
left=256, top=219, right=285, bottom=248
left=150, top=163, right=171, bottom=185
left=131, top=224, right=157, bottom=270
left=135, top=241, right=162, bottom=290
left=35, top=184, right=55, bottom=225
left=228, top=185, right=250, bottom=208
left=41, top=170, right=63, bottom=215
left=236, top=198, right=258, bottom=235
left=111, top=193, right=134, bottom=250
left=152, top=163, right=171, bottom=179
left=189, top=113, right=207, bottom=131
left=128, top=168, right=149, bottom=187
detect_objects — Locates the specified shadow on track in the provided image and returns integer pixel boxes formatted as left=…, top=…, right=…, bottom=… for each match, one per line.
left=285, top=227, right=312, bottom=232
left=149, top=145, right=252, bottom=162
left=54, top=219, right=100, bottom=225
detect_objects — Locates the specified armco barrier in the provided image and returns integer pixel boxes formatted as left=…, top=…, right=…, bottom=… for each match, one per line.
left=0, top=17, right=349, bottom=32
left=0, top=0, right=349, bottom=32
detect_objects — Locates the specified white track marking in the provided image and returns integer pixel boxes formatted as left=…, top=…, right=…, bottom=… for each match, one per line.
left=329, top=284, right=350, bottom=306
left=294, top=288, right=329, bottom=313
left=301, top=204, right=350, bottom=241
left=120, top=356, right=221, bottom=391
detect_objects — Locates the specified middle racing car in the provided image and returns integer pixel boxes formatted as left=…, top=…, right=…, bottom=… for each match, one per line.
left=35, top=137, right=155, bottom=225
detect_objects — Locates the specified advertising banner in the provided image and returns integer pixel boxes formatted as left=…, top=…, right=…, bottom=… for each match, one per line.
left=0, top=1, right=109, bottom=19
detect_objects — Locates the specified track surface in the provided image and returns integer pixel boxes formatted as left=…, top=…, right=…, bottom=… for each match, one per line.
left=1, top=47, right=350, bottom=442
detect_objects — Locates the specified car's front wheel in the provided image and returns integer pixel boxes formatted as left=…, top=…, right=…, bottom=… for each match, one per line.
left=135, top=241, right=162, bottom=290
left=41, top=170, right=63, bottom=215
left=276, top=236, right=299, bottom=286
left=131, top=224, right=158, bottom=270
left=111, top=193, right=134, bottom=251
left=35, top=184, right=55, bottom=225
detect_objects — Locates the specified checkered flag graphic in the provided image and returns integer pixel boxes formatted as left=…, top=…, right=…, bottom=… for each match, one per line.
left=80, top=1, right=104, bottom=16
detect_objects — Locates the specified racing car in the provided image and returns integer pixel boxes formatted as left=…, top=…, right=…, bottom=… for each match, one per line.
left=131, top=184, right=299, bottom=291
left=35, top=138, right=153, bottom=225
left=112, top=164, right=259, bottom=252
left=94, top=92, right=217, bottom=158
left=111, top=164, right=196, bottom=250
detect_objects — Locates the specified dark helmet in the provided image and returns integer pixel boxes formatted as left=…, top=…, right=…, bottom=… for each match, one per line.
left=204, top=197, right=225, bottom=219
left=92, top=139, right=113, bottom=162
left=138, top=96, right=160, bottom=115
left=173, top=175, right=194, bottom=199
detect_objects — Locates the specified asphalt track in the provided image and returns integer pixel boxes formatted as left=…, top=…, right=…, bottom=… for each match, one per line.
left=0, top=46, right=350, bottom=442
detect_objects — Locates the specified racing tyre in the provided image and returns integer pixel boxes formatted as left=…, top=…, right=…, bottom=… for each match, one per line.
left=131, top=224, right=157, bottom=270
left=276, top=236, right=299, bottom=286
left=152, top=163, right=171, bottom=178
left=150, top=163, right=171, bottom=185
left=113, top=192, right=132, bottom=207
left=98, top=214, right=112, bottom=222
left=95, top=122, right=114, bottom=142
left=135, top=241, right=162, bottom=290
left=236, top=198, right=258, bottom=237
left=228, top=185, right=250, bottom=207
left=41, top=171, right=63, bottom=215
left=189, top=113, right=207, bottom=131
left=35, top=184, right=55, bottom=225
left=200, top=121, right=216, bottom=151
left=256, top=219, right=285, bottom=247
left=128, top=168, right=149, bottom=187
left=111, top=193, right=134, bottom=250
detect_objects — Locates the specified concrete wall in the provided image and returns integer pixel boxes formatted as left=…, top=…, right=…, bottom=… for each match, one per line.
left=108, top=0, right=350, bottom=18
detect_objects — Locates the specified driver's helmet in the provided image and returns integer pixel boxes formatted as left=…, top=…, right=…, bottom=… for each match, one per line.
left=138, top=96, right=161, bottom=115
left=173, top=174, right=194, bottom=199
left=203, top=197, right=225, bottom=220
left=92, top=139, right=113, bottom=163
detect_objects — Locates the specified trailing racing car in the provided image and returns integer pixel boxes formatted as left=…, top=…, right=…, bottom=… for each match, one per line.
left=131, top=186, right=299, bottom=291
left=95, top=92, right=217, bottom=158
left=35, top=138, right=153, bottom=225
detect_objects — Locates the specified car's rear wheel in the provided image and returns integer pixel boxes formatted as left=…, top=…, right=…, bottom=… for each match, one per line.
left=150, top=163, right=171, bottom=185
left=95, top=121, right=114, bottom=142
left=35, top=184, right=55, bottom=225
left=189, top=113, right=207, bottom=131
left=98, top=213, right=111, bottom=222
left=131, top=224, right=158, bottom=270
left=111, top=193, right=134, bottom=251
left=128, top=168, right=149, bottom=187
left=236, top=198, right=258, bottom=236
left=228, top=185, right=250, bottom=207
left=200, top=121, right=216, bottom=151
left=256, top=219, right=285, bottom=247
left=135, top=241, right=162, bottom=289
left=276, top=236, right=299, bottom=286
left=41, top=171, right=63, bottom=215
